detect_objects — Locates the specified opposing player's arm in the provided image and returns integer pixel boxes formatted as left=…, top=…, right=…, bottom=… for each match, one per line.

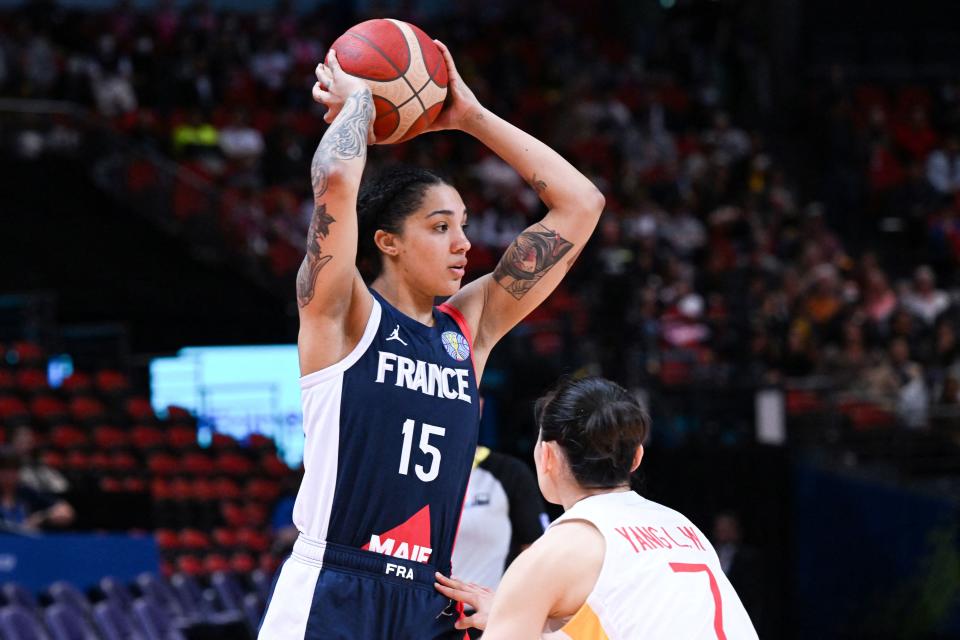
left=432, top=44, right=604, bottom=363
left=298, top=51, right=376, bottom=374
left=436, top=520, right=603, bottom=638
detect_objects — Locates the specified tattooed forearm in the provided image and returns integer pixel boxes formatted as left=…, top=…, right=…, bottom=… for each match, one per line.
left=309, top=89, right=373, bottom=197
left=493, top=224, right=574, bottom=300
left=317, top=89, right=375, bottom=162
left=296, top=203, right=336, bottom=308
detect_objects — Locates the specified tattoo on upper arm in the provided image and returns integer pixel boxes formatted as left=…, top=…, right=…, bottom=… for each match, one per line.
left=296, top=90, right=374, bottom=308
left=296, top=204, right=336, bottom=308
left=493, top=224, right=574, bottom=300
left=529, top=173, right=548, bottom=194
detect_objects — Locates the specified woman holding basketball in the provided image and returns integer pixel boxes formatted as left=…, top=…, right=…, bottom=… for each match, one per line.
left=257, top=29, right=605, bottom=640
left=436, top=377, right=759, bottom=640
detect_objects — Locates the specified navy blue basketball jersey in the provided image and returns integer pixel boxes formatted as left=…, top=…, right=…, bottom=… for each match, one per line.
left=292, top=289, right=480, bottom=575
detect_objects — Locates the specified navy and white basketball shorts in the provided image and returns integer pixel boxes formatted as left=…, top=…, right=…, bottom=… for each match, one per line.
left=258, top=534, right=466, bottom=640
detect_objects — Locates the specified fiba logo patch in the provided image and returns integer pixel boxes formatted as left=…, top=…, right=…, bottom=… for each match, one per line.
left=440, top=331, right=470, bottom=362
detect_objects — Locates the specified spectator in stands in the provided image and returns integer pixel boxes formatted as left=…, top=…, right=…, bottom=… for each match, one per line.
left=902, top=265, right=951, bottom=326
left=889, top=337, right=929, bottom=428
left=712, top=510, right=763, bottom=629
left=926, top=136, right=960, bottom=196
left=0, top=446, right=74, bottom=532
left=219, top=108, right=265, bottom=166
left=10, top=425, right=69, bottom=495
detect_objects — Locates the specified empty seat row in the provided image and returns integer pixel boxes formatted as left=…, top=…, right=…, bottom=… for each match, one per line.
left=0, top=570, right=270, bottom=640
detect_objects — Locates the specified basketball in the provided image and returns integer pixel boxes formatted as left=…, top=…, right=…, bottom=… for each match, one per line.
left=331, top=19, right=448, bottom=145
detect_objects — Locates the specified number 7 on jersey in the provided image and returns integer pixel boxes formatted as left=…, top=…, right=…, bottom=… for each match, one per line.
left=669, top=562, right=727, bottom=640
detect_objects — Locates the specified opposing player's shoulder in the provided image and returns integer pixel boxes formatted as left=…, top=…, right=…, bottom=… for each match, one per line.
left=520, top=519, right=604, bottom=617
left=518, top=520, right=600, bottom=584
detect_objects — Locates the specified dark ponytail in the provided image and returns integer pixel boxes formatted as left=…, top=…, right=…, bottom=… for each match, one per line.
left=535, top=377, right=650, bottom=489
left=356, top=165, right=450, bottom=282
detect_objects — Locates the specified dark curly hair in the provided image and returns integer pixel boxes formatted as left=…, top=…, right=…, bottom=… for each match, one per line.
left=534, top=377, right=650, bottom=489
left=356, top=165, right=451, bottom=282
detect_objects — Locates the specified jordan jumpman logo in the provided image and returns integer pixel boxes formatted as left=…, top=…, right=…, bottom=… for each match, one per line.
left=387, top=324, right=408, bottom=346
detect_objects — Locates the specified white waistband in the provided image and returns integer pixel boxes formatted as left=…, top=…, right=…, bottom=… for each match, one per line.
left=291, top=533, right=327, bottom=567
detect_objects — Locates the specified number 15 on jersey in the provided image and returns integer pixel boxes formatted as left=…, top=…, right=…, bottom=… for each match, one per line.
left=399, top=419, right=445, bottom=482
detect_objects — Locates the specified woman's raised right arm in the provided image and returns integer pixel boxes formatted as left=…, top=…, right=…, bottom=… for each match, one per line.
left=297, top=50, right=376, bottom=375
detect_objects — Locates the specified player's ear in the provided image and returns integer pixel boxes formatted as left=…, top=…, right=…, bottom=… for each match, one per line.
left=630, top=445, right=644, bottom=473
left=374, top=229, right=399, bottom=256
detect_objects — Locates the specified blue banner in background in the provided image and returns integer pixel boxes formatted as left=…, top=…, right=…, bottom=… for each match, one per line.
left=0, top=533, right=159, bottom=593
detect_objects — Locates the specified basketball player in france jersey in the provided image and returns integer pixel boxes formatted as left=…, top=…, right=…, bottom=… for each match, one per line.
left=257, top=41, right=605, bottom=639
left=436, top=377, right=759, bottom=640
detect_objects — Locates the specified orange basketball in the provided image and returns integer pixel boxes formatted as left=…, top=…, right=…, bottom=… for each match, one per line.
left=331, top=19, right=448, bottom=145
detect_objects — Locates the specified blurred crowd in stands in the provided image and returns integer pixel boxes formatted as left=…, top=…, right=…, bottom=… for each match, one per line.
left=1, top=0, right=960, bottom=436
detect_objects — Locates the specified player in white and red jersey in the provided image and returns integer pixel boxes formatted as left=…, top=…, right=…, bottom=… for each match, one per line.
left=436, top=377, right=759, bottom=640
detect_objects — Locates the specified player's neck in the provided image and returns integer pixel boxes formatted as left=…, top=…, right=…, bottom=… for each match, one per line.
left=561, top=485, right=631, bottom=511
left=371, top=276, right=436, bottom=326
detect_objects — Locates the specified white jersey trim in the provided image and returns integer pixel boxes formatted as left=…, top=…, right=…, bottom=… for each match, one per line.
left=299, top=300, right=382, bottom=390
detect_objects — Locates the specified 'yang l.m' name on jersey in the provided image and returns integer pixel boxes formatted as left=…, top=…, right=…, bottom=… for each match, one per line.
left=293, top=289, right=480, bottom=575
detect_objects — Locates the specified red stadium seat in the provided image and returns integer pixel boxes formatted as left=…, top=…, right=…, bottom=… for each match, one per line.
left=15, top=369, right=48, bottom=394
left=151, top=478, right=174, bottom=500
left=69, top=396, right=107, bottom=424
left=246, top=479, right=280, bottom=503
left=110, top=451, right=139, bottom=472
left=180, top=529, right=212, bottom=551
left=159, top=559, right=175, bottom=578
left=247, top=433, right=274, bottom=452
left=42, top=450, right=65, bottom=468
left=60, top=372, right=93, bottom=395
left=148, top=452, right=179, bottom=476
left=210, top=432, right=237, bottom=450
left=0, top=395, right=28, bottom=422
left=216, top=452, right=253, bottom=476
left=95, top=370, right=131, bottom=395
left=214, top=478, right=242, bottom=500
left=11, top=341, right=44, bottom=365
left=203, top=554, right=230, bottom=575
left=155, top=529, right=180, bottom=551
left=126, top=397, right=156, bottom=422
left=176, top=555, right=204, bottom=577
left=93, top=425, right=130, bottom=450
left=64, top=450, right=90, bottom=470
left=242, top=503, right=267, bottom=528
left=785, top=389, right=823, bottom=415
left=100, top=477, right=124, bottom=492
left=190, top=478, right=217, bottom=502
left=88, top=451, right=111, bottom=473
left=123, top=477, right=147, bottom=492
left=236, top=528, right=270, bottom=554
left=260, top=455, right=290, bottom=478
left=170, top=477, right=193, bottom=502
left=30, top=395, right=69, bottom=424
left=220, top=502, right=245, bottom=528
left=0, top=369, right=14, bottom=393
left=167, top=405, right=192, bottom=423
left=212, top=528, right=238, bottom=549
left=259, top=554, right=280, bottom=575
left=181, top=452, right=214, bottom=476
left=131, top=424, right=165, bottom=450
left=49, top=424, right=88, bottom=449
left=167, top=425, right=197, bottom=450
left=230, top=552, right=256, bottom=574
